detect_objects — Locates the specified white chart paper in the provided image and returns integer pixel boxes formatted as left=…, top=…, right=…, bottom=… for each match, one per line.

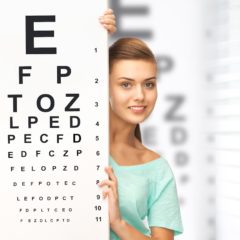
left=0, top=0, right=109, bottom=239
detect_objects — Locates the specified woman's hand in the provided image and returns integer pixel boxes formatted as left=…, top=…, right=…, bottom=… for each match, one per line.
left=99, top=8, right=116, bottom=34
left=98, top=166, right=122, bottom=227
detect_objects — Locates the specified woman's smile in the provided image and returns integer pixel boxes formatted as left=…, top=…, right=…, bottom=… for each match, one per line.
left=109, top=59, right=157, bottom=125
left=128, top=105, right=147, bottom=114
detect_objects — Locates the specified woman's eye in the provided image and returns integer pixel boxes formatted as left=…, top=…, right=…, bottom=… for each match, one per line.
left=145, top=82, right=155, bottom=88
left=121, top=82, right=131, bottom=88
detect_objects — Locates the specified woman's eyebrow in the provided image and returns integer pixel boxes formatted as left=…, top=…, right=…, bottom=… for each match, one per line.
left=117, top=77, right=156, bottom=81
left=144, top=77, right=157, bottom=81
left=117, top=77, right=134, bottom=81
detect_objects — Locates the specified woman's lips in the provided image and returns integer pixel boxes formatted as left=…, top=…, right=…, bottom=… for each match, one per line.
left=128, top=106, right=146, bottom=113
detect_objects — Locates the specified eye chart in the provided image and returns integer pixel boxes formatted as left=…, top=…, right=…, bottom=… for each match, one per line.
left=0, top=0, right=109, bottom=239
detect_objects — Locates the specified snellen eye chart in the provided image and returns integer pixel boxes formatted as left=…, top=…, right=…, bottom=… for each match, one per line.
left=0, top=0, right=109, bottom=239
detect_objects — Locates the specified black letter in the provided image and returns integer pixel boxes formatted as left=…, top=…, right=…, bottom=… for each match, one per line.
left=37, top=94, right=55, bottom=112
left=65, top=94, right=80, bottom=112
left=8, top=95, right=23, bottom=112
left=19, top=66, right=32, bottom=84
left=57, top=66, right=71, bottom=84
left=156, top=55, right=174, bottom=74
left=8, top=135, right=15, bottom=144
left=40, top=134, right=48, bottom=143
left=165, top=95, right=186, bottom=121
left=171, top=127, right=187, bottom=145
left=28, top=116, right=38, bottom=128
left=110, top=0, right=152, bottom=38
left=70, top=116, right=81, bottom=128
left=73, top=134, right=81, bottom=143
left=174, top=151, right=189, bottom=166
left=10, top=117, right=19, bottom=129
left=26, top=15, right=56, bottom=54
left=50, top=116, right=59, bottom=128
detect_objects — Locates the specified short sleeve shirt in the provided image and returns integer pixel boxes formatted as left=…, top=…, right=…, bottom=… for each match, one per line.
left=109, top=155, right=183, bottom=240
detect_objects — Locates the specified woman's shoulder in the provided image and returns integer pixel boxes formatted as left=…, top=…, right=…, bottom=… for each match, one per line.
left=140, top=147, right=161, bottom=164
left=140, top=147, right=174, bottom=175
left=140, top=149, right=171, bottom=171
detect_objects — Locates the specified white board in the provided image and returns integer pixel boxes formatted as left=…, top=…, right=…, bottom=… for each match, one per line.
left=0, top=0, right=109, bottom=239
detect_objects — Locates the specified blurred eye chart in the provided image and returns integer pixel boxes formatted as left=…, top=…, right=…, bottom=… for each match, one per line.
left=0, top=0, right=109, bottom=239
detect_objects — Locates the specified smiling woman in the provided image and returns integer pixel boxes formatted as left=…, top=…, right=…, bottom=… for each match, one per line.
left=109, top=38, right=158, bottom=143
left=98, top=38, right=183, bottom=240
left=109, top=59, right=157, bottom=125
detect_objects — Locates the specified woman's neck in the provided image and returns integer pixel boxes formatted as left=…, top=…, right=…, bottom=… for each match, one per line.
left=110, top=111, right=137, bottom=147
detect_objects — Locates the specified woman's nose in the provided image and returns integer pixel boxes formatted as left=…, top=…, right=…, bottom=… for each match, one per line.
left=134, top=85, right=144, bottom=101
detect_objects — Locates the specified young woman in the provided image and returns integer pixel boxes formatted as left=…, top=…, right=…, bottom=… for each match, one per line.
left=99, top=11, right=183, bottom=240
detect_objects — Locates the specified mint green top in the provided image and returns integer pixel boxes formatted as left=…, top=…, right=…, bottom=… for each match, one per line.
left=109, top=155, right=183, bottom=239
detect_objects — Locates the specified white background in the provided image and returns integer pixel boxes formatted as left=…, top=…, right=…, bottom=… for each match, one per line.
left=110, top=0, right=240, bottom=239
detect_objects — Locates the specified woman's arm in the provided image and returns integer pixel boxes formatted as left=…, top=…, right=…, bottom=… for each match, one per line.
left=99, top=8, right=116, bottom=34
left=98, top=167, right=174, bottom=240
left=111, top=219, right=174, bottom=240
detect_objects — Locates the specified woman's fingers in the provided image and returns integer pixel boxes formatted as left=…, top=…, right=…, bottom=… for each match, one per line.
left=104, top=8, right=114, bottom=15
left=99, top=8, right=117, bottom=34
left=104, top=23, right=116, bottom=33
left=98, top=166, right=118, bottom=197
left=105, top=166, right=118, bottom=182
left=99, top=18, right=116, bottom=26
left=98, top=181, right=116, bottom=199
left=99, top=18, right=116, bottom=33
left=102, top=187, right=110, bottom=199
left=98, top=179, right=115, bottom=188
left=100, top=8, right=115, bottom=20
left=107, top=25, right=117, bottom=34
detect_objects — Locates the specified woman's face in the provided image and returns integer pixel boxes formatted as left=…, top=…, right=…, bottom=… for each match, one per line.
left=109, top=59, right=158, bottom=125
